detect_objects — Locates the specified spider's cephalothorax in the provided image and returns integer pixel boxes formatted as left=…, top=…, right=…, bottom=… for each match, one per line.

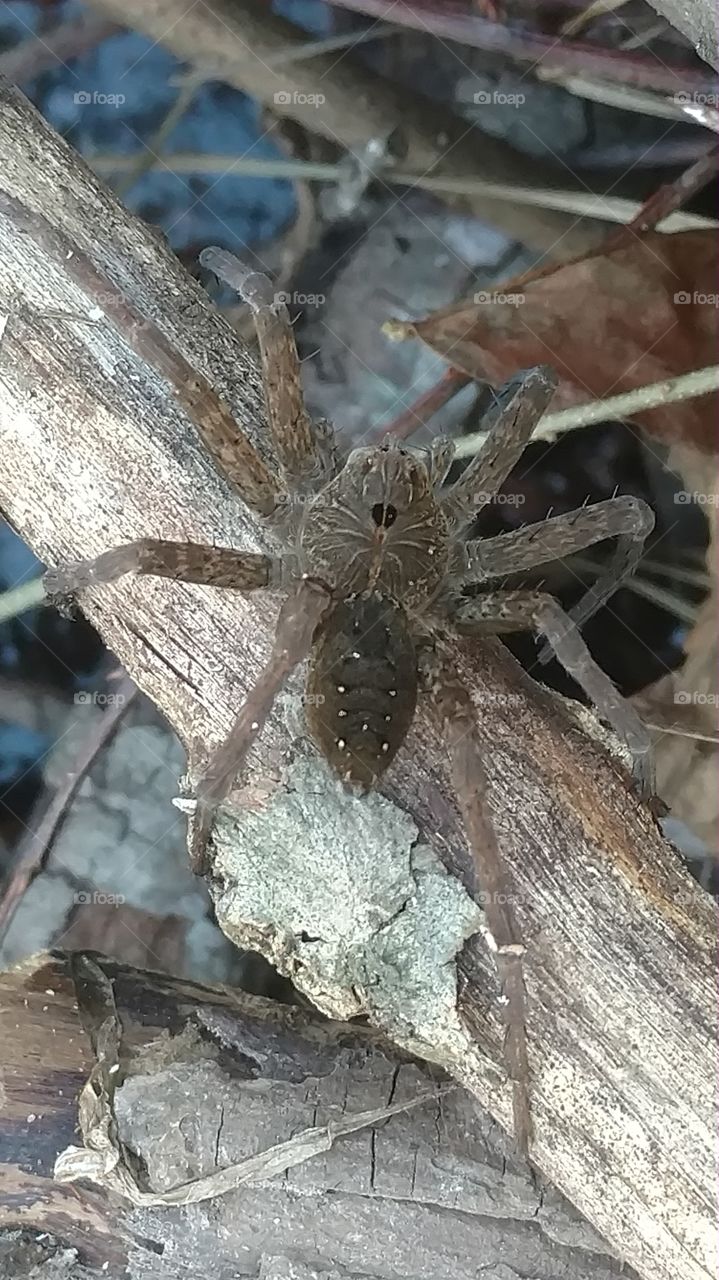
left=299, top=443, right=453, bottom=606
left=44, top=247, right=656, bottom=1157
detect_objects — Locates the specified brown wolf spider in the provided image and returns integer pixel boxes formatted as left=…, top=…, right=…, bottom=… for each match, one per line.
left=45, top=247, right=654, bottom=1158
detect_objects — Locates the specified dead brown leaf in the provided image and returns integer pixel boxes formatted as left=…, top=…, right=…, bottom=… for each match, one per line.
left=62, top=902, right=187, bottom=974
left=402, top=230, right=718, bottom=453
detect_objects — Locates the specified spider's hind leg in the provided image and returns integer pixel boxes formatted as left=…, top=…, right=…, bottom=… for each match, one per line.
left=420, top=632, right=533, bottom=1158
left=535, top=496, right=655, bottom=664
left=458, top=494, right=655, bottom=664
left=452, top=589, right=653, bottom=796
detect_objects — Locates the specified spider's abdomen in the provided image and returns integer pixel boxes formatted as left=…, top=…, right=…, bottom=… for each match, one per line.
left=305, top=592, right=417, bottom=789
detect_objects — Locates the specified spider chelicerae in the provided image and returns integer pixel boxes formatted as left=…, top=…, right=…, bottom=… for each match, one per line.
left=45, top=246, right=655, bottom=1157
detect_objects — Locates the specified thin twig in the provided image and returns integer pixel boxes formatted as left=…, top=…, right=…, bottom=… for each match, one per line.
left=114, top=78, right=202, bottom=198
left=0, top=676, right=138, bottom=942
left=679, top=101, right=719, bottom=134
left=639, top=559, right=711, bottom=590
left=570, top=557, right=699, bottom=625
left=454, top=366, right=719, bottom=458
left=87, top=153, right=719, bottom=231
left=535, top=68, right=715, bottom=127
left=326, top=0, right=715, bottom=93
left=560, top=0, right=628, bottom=38
left=0, top=14, right=119, bottom=82
left=602, top=144, right=719, bottom=250
left=0, top=576, right=46, bottom=624
left=646, top=722, right=719, bottom=745
left=259, top=22, right=398, bottom=67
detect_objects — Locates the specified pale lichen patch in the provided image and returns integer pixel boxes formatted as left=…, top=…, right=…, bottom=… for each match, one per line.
left=210, top=757, right=485, bottom=1077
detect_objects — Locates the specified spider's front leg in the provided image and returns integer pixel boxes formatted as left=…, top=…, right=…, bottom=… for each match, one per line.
left=41, top=538, right=316, bottom=874
left=44, top=539, right=282, bottom=602
left=441, top=366, right=557, bottom=527
left=462, top=495, right=655, bottom=661
left=452, top=590, right=652, bottom=794
left=419, top=636, right=533, bottom=1158
left=192, top=576, right=332, bottom=874
left=200, top=247, right=338, bottom=493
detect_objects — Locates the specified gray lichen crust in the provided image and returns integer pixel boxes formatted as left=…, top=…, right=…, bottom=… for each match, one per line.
left=211, top=758, right=485, bottom=1070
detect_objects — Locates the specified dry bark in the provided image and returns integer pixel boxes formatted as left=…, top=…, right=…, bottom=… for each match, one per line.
left=0, top=951, right=632, bottom=1280
left=0, top=82, right=715, bottom=1280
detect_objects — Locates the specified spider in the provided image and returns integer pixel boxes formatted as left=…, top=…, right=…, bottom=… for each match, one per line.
left=44, top=247, right=654, bottom=1158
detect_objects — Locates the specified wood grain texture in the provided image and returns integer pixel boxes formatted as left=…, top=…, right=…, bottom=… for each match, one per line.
left=0, top=82, right=715, bottom=1280
left=0, top=952, right=631, bottom=1280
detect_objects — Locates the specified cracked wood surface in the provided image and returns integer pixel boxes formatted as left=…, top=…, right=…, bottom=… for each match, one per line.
left=0, top=82, right=715, bottom=1280
left=0, top=952, right=629, bottom=1280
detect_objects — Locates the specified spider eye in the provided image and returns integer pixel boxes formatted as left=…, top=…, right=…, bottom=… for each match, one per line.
left=372, top=503, right=397, bottom=528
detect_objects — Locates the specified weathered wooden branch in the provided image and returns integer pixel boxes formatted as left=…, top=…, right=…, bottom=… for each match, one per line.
left=0, top=82, right=714, bottom=1280
left=0, top=952, right=632, bottom=1280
